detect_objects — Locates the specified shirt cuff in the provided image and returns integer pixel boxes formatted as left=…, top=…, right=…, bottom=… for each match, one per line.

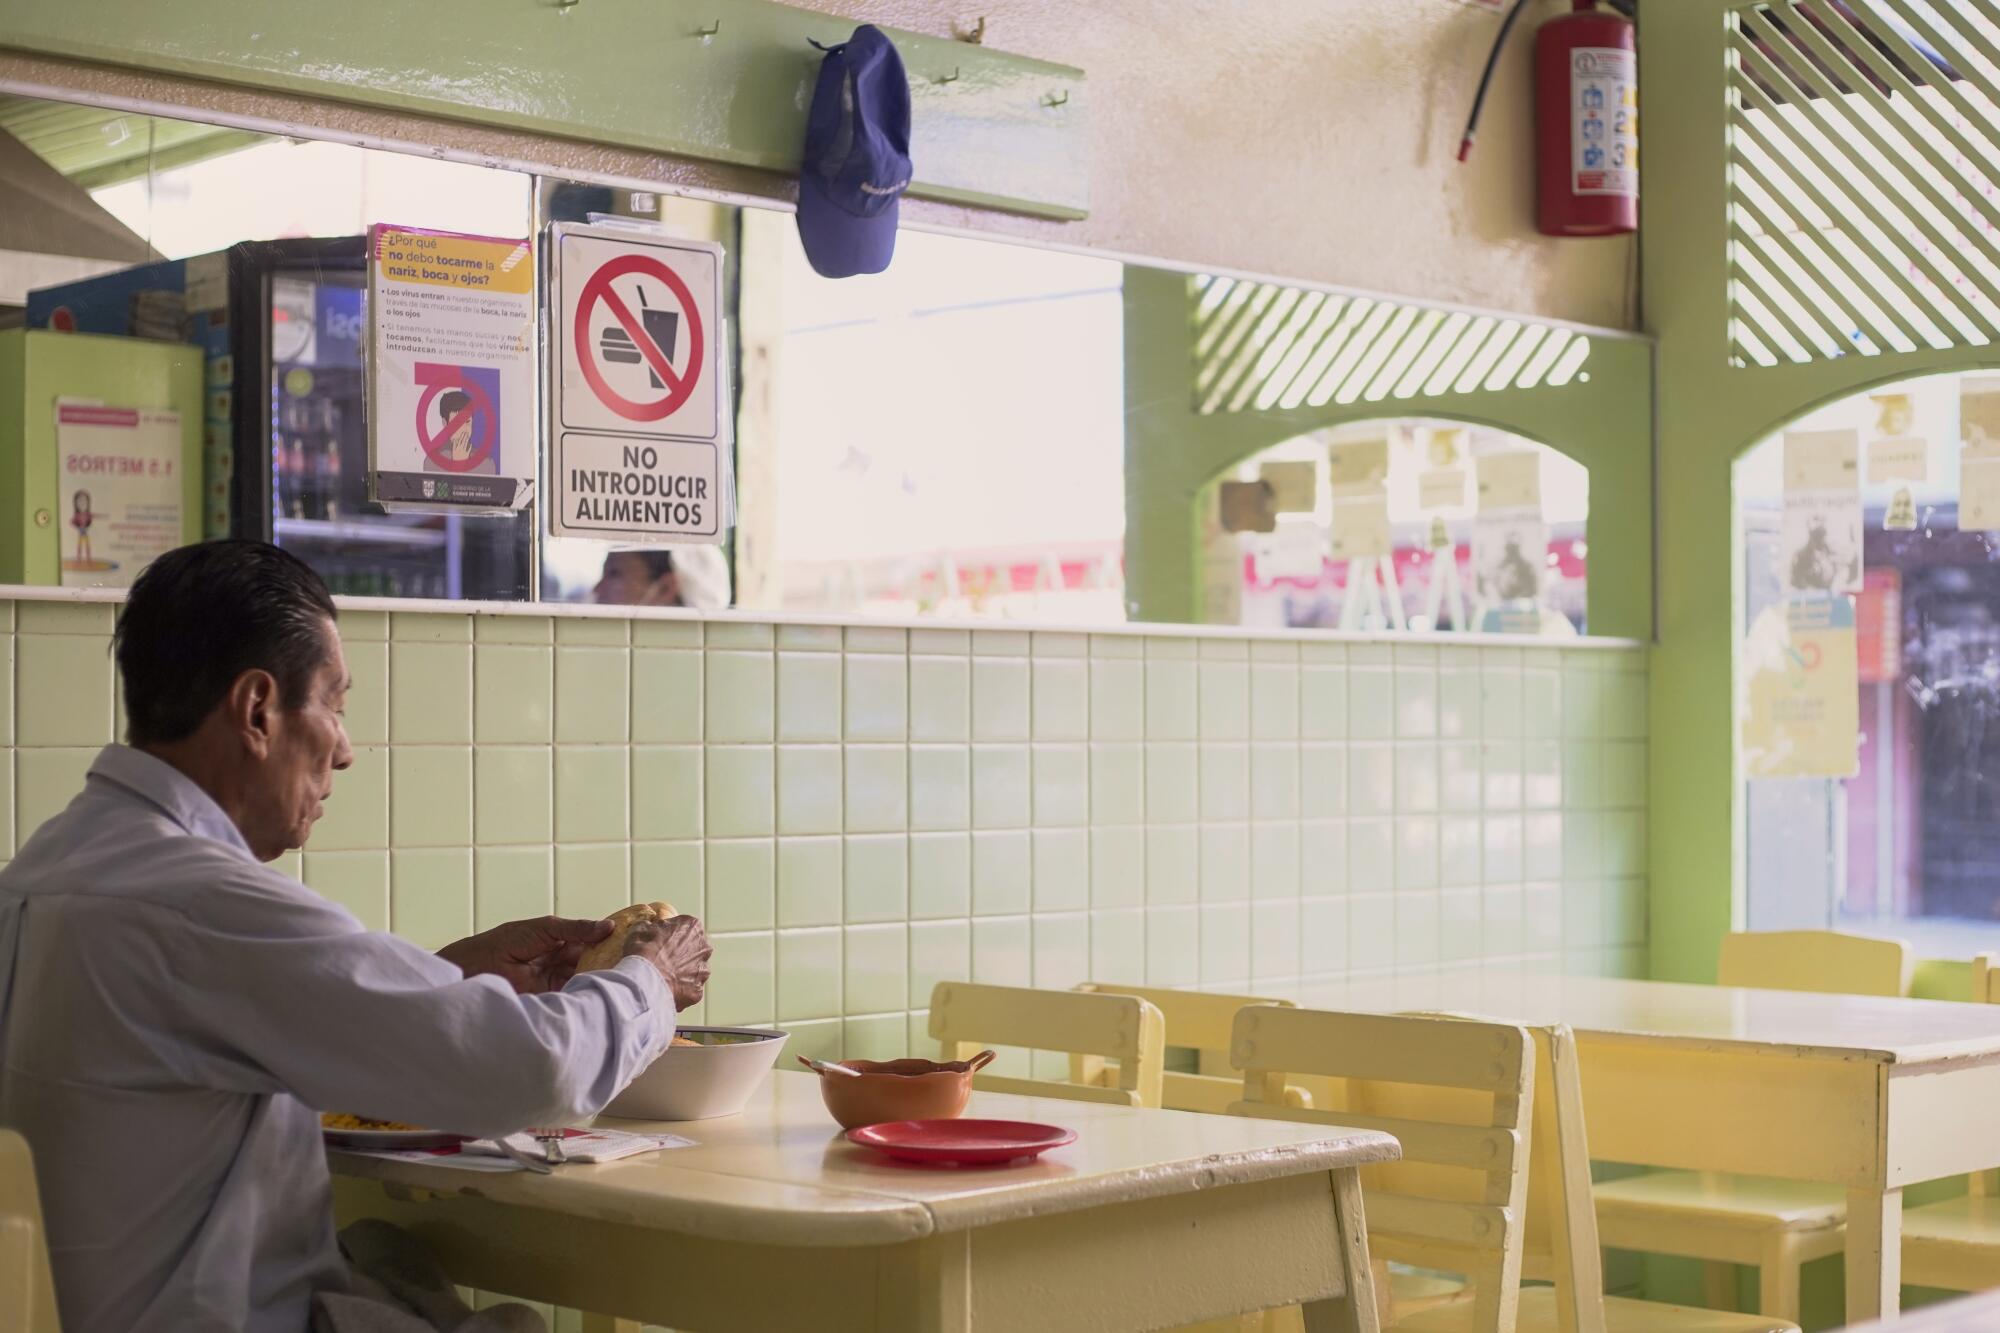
left=612, top=953, right=675, bottom=1018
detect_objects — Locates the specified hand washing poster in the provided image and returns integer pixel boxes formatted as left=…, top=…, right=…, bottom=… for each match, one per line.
left=53, top=401, right=183, bottom=588
left=367, top=224, right=536, bottom=511
left=1741, top=594, right=1860, bottom=780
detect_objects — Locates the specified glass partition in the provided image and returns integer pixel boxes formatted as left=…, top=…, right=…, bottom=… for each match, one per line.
left=0, top=90, right=1617, bottom=638
left=1737, top=369, right=2000, bottom=951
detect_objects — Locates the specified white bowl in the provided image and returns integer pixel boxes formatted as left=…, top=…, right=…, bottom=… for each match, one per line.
left=601, top=1026, right=789, bottom=1122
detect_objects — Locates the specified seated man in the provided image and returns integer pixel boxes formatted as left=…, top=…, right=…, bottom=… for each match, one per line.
left=0, top=541, right=711, bottom=1332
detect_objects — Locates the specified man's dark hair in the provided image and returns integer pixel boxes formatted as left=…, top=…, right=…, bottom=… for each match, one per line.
left=634, top=551, right=674, bottom=580
left=115, top=541, right=338, bottom=746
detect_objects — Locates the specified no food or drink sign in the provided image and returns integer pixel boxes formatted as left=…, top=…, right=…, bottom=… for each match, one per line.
left=548, top=222, right=731, bottom=544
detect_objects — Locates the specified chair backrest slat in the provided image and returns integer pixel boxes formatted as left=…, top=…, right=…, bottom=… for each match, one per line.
left=1717, top=929, right=1912, bottom=998
left=1228, top=1004, right=1534, bottom=1333
left=1072, top=983, right=1308, bottom=1111
left=928, top=981, right=1166, bottom=1108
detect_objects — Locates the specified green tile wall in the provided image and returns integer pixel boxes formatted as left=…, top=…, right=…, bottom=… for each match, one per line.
left=0, top=595, right=1651, bottom=1063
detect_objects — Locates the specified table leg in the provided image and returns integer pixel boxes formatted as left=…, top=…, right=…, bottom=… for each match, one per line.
left=878, top=1232, right=971, bottom=1333
left=1844, top=1186, right=1903, bottom=1323
left=1301, top=1169, right=1380, bottom=1333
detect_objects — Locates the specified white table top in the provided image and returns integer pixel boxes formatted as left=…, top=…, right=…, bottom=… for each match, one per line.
left=1280, top=971, right=2000, bottom=1067
left=1840, top=1289, right=2000, bottom=1331
left=330, top=1070, right=1398, bottom=1248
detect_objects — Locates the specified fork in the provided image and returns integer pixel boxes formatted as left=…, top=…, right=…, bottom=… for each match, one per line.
left=529, top=1127, right=569, bottom=1165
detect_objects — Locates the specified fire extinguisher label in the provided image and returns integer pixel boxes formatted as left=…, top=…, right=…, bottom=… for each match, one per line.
left=1571, top=47, right=1638, bottom=199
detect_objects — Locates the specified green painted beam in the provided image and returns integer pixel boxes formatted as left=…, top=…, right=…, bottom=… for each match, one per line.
left=1122, top=265, right=1656, bottom=642
left=0, top=0, right=1087, bottom=220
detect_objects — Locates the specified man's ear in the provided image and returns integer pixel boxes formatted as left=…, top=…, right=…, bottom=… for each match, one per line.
left=223, top=668, right=282, bottom=760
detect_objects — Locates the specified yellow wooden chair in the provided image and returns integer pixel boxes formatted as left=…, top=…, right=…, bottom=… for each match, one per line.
left=1070, top=983, right=1312, bottom=1113
left=1901, top=953, right=2000, bottom=1292
left=928, top=980, right=1166, bottom=1108
left=1229, top=1004, right=1540, bottom=1331
left=1234, top=1009, right=1797, bottom=1333
left=0, top=1129, right=62, bottom=1333
left=1592, top=930, right=1912, bottom=1322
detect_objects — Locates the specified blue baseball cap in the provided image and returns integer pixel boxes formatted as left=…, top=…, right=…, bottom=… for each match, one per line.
left=798, top=25, right=912, bottom=279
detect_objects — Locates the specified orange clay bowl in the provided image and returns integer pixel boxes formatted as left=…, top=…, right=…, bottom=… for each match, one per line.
left=804, top=1051, right=996, bottom=1131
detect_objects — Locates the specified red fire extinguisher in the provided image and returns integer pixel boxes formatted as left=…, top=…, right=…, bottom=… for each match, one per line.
left=1459, top=0, right=1638, bottom=238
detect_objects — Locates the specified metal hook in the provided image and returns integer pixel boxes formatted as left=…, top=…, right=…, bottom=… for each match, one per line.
left=1041, top=90, right=1069, bottom=108
left=937, top=67, right=961, bottom=85
left=695, top=18, right=720, bottom=37
left=962, top=16, right=987, bottom=45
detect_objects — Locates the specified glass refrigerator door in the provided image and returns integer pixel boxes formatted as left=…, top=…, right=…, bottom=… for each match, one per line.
left=261, top=262, right=531, bottom=599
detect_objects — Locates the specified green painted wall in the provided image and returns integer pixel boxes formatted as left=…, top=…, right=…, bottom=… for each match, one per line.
left=0, top=330, right=203, bottom=585
left=1122, top=266, right=1655, bottom=641
left=1643, top=2, right=2000, bottom=983
left=0, top=0, right=1087, bottom=220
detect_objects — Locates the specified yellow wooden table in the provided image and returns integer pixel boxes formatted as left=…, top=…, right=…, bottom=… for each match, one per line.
left=1292, top=970, right=2000, bottom=1323
left=1839, top=1288, right=2000, bottom=1330
left=329, top=1070, right=1398, bottom=1332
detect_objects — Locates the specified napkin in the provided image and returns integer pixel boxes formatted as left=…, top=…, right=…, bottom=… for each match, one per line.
left=462, top=1126, right=696, bottom=1164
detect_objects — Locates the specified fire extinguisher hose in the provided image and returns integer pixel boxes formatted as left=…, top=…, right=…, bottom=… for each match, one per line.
left=1457, top=0, right=1534, bottom=163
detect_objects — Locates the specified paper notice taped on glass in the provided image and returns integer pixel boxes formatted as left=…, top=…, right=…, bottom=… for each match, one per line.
left=1259, top=460, right=1318, bottom=513
left=1218, top=480, right=1277, bottom=534
left=1256, top=517, right=1326, bottom=580
left=1476, top=451, right=1541, bottom=513
left=1741, top=595, right=1860, bottom=780
left=1329, top=496, right=1390, bottom=562
left=1867, top=436, right=1927, bottom=484
left=1472, top=513, right=1547, bottom=603
left=1328, top=437, right=1389, bottom=496
left=54, top=401, right=184, bottom=588
left=1961, top=386, right=2000, bottom=532
left=1782, top=430, right=1862, bottom=596
left=1418, top=469, right=1469, bottom=512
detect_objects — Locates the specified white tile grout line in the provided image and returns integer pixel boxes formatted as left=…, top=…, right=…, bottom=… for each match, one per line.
left=0, top=582, right=1645, bottom=652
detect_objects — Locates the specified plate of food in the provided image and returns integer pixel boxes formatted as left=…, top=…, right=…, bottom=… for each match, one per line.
left=319, top=1112, right=466, bottom=1151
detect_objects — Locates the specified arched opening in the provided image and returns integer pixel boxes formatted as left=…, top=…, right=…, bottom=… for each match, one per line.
left=1736, top=367, right=2000, bottom=950
left=1199, top=416, right=1590, bottom=636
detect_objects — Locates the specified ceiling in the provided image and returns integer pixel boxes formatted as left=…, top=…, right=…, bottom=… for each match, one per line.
left=0, top=95, right=266, bottom=189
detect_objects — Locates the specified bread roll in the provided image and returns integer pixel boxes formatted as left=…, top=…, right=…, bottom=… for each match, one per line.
left=577, top=900, right=678, bottom=975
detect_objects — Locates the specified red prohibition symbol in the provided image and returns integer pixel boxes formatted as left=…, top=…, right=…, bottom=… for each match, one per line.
left=574, top=253, right=706, bottom=422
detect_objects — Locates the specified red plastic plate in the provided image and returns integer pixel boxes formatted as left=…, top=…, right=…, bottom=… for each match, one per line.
left=846, top=1118, right=1076, bottom=1166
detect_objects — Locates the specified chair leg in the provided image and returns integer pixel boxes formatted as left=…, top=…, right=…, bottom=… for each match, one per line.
left=1702, top=1261, right=1738, bottom=1313
left=1757, top=1237, right=1803, bottom=1325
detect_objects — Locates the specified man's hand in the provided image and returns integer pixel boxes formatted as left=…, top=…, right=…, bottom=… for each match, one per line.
left=620, top=914, right=712, bottom=1011
left=437, top=917, right=613, bottom=995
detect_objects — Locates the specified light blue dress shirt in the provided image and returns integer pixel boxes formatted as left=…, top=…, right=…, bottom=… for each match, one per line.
left=0, top=746, right=676, bottom=1332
